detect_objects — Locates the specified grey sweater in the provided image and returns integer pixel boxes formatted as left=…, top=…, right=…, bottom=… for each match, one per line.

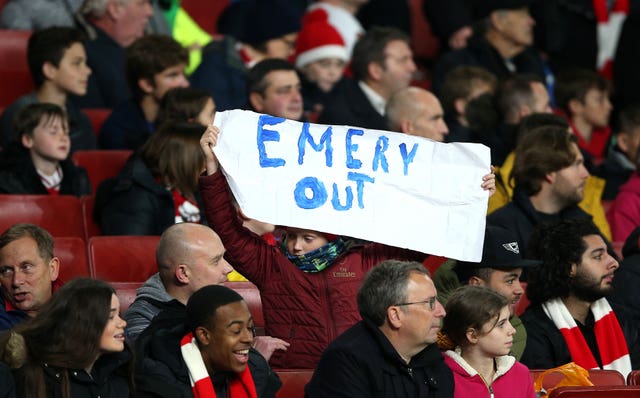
left=123, top=273, right=174, bottom=342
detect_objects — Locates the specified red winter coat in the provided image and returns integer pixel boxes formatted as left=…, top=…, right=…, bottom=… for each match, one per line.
left=199, top=171, right=426, bottom=369
left=608, top=172, right=640, bottom=242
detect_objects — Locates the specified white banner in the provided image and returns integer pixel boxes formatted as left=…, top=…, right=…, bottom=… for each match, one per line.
left=213, top=110, right=490, bottom=261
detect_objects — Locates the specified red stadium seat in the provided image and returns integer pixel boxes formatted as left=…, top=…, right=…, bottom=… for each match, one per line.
left=82, top=108, right=111, bottom=137
left=223, top=281, right=265, bottom=335
left=71, top=149, right=132, bottom=192
left=81, top=195, right=101, bottom=239
left=275, top=369, right=314, bottom=398
left=0, top=194, right=84, bottom=238
left=549, top=386, right=640, bottom=397
left=53, top=236, right=90, bottom=281
left=88, top=235, right=160, bottom=282
left=627, top=370, right=640, bottom=386
left=181, top=0, right=230, bottom=35
left=530, top=369, right=625, bottom=390
left=423, top=255, right=447, bottom=275
left=112, top=281, right=143, bottom=313
left=0, top=30, right=34, bottom=106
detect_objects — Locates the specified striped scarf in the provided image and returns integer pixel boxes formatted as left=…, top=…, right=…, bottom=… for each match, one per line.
left=180, top=332, right=257, bottom=398
left=284, top=236, right=346, bottom=272
left=594, top=0, right=629, bottom=78
left=542, top=297, right=631, bottom=378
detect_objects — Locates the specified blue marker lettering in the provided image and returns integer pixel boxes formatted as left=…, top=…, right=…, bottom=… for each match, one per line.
left=372, top=136, right=389, bottom=173
left=345, top=128, right=363, bottom=169
left=257, top=115, right=286, bottom=168
left=348, top=172, right=375, bottom=208
left=399, top=143, right=419, bottom=176
left=298, top=123, right=333, bottom=166
left=294, top=177, right=328, bottom=209
left=331, top=183, right=353, bottom=211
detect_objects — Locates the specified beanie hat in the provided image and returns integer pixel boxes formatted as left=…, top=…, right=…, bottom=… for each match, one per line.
left=476, top=0, right=533, bottom=19
left=239, top=0, right=302, bottom=46
left=294, top=19, right=348, bottom=68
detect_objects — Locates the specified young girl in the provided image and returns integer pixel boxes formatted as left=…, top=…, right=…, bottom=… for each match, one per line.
left=156, top=87, right=216, bottom=128
left=0, top=278, right=132, bottom=398
left=442, top=285, right=536, bottom=398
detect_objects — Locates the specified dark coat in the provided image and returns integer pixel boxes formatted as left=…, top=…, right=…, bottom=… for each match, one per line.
left=318, top=79, right=389, bottom=131
left=190, top=36, right=249, bottom=112
left=0, top=362, right=15, bottom=398
left=0, top=150, right=91, bottom=196
left=99, top=99, right=154, bottom=150
left=520, top=302, right=640, bottom=370
left=608, top=227, right=640, bottom=322
left=305, top=319, right=454, bottom=398
left=0, top=93, right=96, bottom=151
left=135, top=323, right=281, bottom=398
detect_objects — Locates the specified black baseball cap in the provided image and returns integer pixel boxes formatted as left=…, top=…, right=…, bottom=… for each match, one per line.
left=457, top=225, right=542, bottom=269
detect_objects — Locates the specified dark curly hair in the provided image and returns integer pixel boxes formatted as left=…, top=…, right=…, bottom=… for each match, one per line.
left=526, top=219, right=601, bottom=304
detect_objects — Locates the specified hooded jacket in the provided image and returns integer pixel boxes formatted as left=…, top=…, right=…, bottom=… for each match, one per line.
left=123, top=273, right=175, bottom=341
left=607, top=172, right=640, bottom=241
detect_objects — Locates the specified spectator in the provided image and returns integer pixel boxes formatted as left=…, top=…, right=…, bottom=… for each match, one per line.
left=594, top=103, right=640, bottom=200
left=74, top=0, right=154, bottom=108
left=607, top=158, right=640, bottom=241
left=304, top=0, right=366, bottom=57
left=608, top=226, right=640, bottom=322
left=156, top=87, right=216, bottom=128
left=439, top=65, right=497, bottom=143
left=0, top=27, right=96, bottom=152
left=99, top=34, right=189, bottom=150
left=247, top=59, right=304, bottom=121
left=294, top=15, right=349, bottom=120
left=135, top=285, right=282, bottom=397
left=190, top=0, right=301, bottom=112
left=433, top=225, right=541, bottom=360
left=488, top=125, right=597, bottom=254
left=95, top=121, right=205, bottom=235
left=0, top=278, right=133, bottom=397
left=554, top=68, right=613, bottom=160
left=198, top=125, right=496, bottom=369
left=432, top=0, right=547, bottom=95
left=441, top=286, right=536, bottom=398
left=305, top=260, right=453, bottom=398
left=521, top=219, right=639, bottom=375
left=0, top=103, right=91, bottom=196
left=0, top=224, right=61, bottom=331
left=319, top=26, right=416, bottom=130
left=386, top=87, right=450, bottom=142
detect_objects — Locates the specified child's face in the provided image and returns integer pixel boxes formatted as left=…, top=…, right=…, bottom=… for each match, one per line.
left=578, top=88, right=612, bottom=128
left=285, top=227, right=329, bottom=256
left=50, top=42, right=91, bottom=96
left=148, top=64, right=189, bottom=101
left=302, top=58, right=346, bottom=93
left=195, top=97, right=216, bottom=126
left=473, top=306, right=515, bottom=358
left=22, top=115, right=70, bottom=162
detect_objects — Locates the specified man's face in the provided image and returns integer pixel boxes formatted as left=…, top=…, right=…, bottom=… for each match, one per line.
left=577, top=88, right=613, bottom=129
left=147, top=64, right=189, bottom=101
left=572, top=234, right=619, bottom=302
left=251, top=70, right=303, bottom=120
left=530, top=82, right=552, bottom=114
left=398, top=272, right=446, bottom=354
left=0, top=237, right=59, bottom=316
left=481, top=268, right=524, bottom=316
left=550, top=143, right=590, bottom=207
left=200, top=301, right=255, bottom=374
left=378, top=40, right=416, bottom=97
left=112, top=0, right=154, bottom=47
left=186, top=229, right=234, bottom=294
left=408, top=91, right=449, bottom=142
left=494, top=7, right=535, bottom=48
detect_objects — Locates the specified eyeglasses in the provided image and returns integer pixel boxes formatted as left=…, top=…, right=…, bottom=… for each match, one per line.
left=395, top=296, right=438, bottom=311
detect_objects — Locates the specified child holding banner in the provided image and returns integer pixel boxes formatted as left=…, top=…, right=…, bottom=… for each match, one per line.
left=199, top=125, right=495, bottom=369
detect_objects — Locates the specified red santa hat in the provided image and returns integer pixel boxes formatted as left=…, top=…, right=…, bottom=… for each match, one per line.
left=294, top=19, right=348, bottom=69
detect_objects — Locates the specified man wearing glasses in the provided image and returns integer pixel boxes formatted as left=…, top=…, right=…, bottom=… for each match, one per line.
left=305, top=260, right=453, bottom=398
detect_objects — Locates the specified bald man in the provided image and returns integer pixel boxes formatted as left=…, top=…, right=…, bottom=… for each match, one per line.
left=386, top=87, right=449, bottom=142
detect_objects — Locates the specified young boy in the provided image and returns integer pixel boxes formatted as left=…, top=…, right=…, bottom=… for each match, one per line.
left=554, top=68, right=613, bottom=160
left=99, top=34, right=189, bottom=150
left=0, top=103, right=90, bottom=196
left=0, top=26, right=95, bottom=152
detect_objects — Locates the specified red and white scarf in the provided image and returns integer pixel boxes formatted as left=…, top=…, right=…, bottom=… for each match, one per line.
left=594, top=0, right=629, bottom=78
left=542, top=297, right=631, bottom=378
left=180, top=332, right=258, bottom=398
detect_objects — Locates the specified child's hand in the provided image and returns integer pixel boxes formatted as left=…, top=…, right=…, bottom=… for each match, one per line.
left=481, top=166, right=496, bottom=197
left=200, top=125, right=220, bottom=175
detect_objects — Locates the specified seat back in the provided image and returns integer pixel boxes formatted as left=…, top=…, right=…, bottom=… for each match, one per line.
left=53, top=237, right=90, bottom=281
left=549, top=385, right=640, bottom=397
left=0, top=30, right=34, bottom=106
left=0, top=194, right=84, bottom=238
left=82, top=108, right=111, bottom=137
left=81, top=195, right=102, bottom=239
left=88, top=236, right=160, bottom=282
left=223, top=281, right=264, bottom=335
left=530, top=369, right=625, bottom=390
left=275, top=369, right=314, bottom=398
left=71, top=150, right=132, bottom=192
left=112, top=281, right=143, bottom=314
left=627, top=370, right=640, bottom=385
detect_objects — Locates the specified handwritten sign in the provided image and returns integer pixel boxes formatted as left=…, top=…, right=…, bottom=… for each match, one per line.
left=213, top=110, right=490, bottom=261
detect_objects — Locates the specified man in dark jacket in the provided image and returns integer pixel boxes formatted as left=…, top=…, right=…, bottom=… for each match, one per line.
left=135, top=285, right=281, bottom=398
left=488, top=125, right=593, bottom=254
left=520, top=219, right=640, bottom=376
left=305, top=260, right=453, bottom=398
